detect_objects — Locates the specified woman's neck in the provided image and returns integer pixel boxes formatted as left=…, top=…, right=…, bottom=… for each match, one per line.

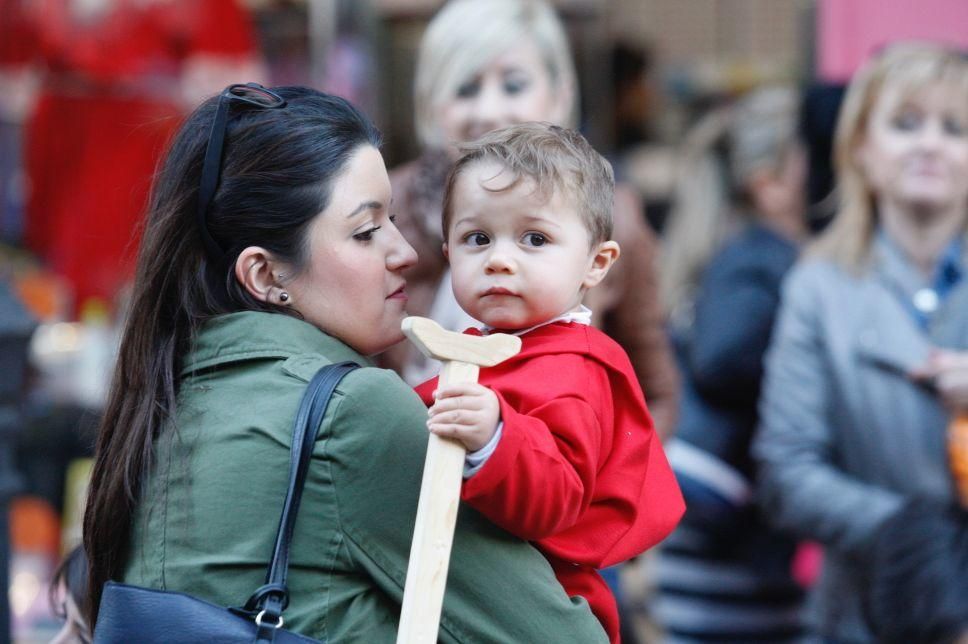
left=879, top=199, right=967, bottom=276
left=758, top=208, right=808, bottom=244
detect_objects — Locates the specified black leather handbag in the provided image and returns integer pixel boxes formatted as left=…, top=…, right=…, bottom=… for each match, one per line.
left=93, top=361, right=359, bottom=644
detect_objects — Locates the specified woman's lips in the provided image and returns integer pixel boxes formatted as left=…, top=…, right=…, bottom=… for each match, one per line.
left=387, top=285, right=408, bottom=300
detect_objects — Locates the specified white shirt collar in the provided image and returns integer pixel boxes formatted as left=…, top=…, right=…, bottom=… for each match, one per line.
left=480, top=304, right=593, bottom=336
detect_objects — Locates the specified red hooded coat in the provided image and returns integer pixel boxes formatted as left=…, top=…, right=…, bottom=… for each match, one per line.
left=417, top=322, right=684, bottom=642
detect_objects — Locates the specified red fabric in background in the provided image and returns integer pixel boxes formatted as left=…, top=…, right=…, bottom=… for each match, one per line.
left=817, top=0, right=968, bottom=82
left=3, top=0, right=257, bottom=314
left=417, top=322, right=685, bottom=643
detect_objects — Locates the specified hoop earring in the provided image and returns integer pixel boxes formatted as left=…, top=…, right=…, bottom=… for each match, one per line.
left=279, top=291, right=290, bottom=303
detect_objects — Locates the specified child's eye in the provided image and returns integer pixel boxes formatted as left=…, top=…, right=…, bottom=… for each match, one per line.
left=389, top=213, right=398, bottom=223
left=353, top=226, right=381, bottom=242
left=522, top=232, right=547, bottom=247
left=464, top=232, right=490, bottom=246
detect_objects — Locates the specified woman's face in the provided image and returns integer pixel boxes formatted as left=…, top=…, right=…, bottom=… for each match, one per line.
left=857, top=81, right=968, bottom=217
left=435, top=40, right=570, bottom=147
left=286, top=145, right=417, bottom=356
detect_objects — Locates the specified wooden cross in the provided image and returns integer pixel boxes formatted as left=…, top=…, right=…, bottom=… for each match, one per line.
left=396, top=316, right=521, bottom=644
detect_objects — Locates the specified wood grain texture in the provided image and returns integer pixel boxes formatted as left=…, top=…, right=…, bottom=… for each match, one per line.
left=397, top=317, right=520, bottom=644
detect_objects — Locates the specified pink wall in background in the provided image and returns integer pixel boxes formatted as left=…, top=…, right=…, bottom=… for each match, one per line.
left=818, top=0, right=968, bottom=83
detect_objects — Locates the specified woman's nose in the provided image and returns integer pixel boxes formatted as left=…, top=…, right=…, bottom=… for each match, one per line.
left=916, top=119, right=946, bottom=151
left=387, top=228, right=418, bottom=271
left=470, top=81, right=506, bottom=131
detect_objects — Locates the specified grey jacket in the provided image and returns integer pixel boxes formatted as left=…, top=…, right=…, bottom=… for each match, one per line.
left=753, top=236, right=966, bottom=642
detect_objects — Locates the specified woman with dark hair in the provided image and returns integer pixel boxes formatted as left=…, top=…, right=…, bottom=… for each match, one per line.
left=868, top=501, right=968, bottom=644
left=50, top=546, right=91, bottom=644
left=82, top=84, right=608, bottom=643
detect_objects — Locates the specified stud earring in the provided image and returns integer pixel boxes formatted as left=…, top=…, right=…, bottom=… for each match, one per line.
left=279, top=291, right=290, bottom=303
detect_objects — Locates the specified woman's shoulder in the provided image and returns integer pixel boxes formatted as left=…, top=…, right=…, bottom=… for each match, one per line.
left=280, top=353, right=417, bottom=404
left=388, top=151, right=450, bottom=196
left=388, top=156, right=422, bottom=188
left=707, top=225, right=798, bottom=277
left=610, top=181, right=656, bottom=246
left=337, top=364, right=420, bottom=401
left=784, top=256, right=849, bottom=294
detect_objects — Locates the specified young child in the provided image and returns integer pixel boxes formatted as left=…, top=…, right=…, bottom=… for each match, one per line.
left=415, top=123, right=685, bottom=643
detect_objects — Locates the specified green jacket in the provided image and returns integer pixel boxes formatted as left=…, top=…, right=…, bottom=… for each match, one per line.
left=124, top=311, right=607, bottom=643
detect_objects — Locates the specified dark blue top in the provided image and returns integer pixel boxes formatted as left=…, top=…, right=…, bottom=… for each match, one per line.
left=677, top=222, right=799, bottom=478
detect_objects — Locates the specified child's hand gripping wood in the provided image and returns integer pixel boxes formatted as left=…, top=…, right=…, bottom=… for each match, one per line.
left=396, top=317, right=521, bottom=644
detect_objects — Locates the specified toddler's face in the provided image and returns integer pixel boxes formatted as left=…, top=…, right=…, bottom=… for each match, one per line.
left=445, top=161, right=609, bottom=331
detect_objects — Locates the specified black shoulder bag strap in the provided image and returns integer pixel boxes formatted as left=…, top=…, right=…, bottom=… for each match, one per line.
left=240, top=361, right=358, bottom=642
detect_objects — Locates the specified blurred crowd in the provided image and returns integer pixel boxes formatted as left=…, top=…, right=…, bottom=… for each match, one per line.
left=1, top=0, right=967, bottom=642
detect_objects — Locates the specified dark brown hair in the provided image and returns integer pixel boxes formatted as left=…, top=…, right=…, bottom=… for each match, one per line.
left=82, top=87, right=380, bottom=626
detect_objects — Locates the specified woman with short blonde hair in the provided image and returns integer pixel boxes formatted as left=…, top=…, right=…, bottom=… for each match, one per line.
left=413, top=0, right=577, bottom=148
left=386, top=0, right=681, bottom=441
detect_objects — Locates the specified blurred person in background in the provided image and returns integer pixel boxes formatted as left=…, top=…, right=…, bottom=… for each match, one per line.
left=49, top=545, right=89, bottom=644
left=383, top=0, right=680, bottom=442
left=753, top=42, right=968, bottom=643
left=659, top=105, right=737, bottom=330
left=0, top=0, right=262, bottom=317
left=867, top=500, right=968, bottom=644
left=654, top=86, right=808, bottom=643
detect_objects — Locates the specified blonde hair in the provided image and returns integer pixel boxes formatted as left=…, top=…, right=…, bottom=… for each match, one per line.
left=811, top=42, right=968, bottom=269
left=441, top=122, right=614, bottom=244
left=414, top=0, right=578, bottom=148
left=661, top=86, right=800, bottom=316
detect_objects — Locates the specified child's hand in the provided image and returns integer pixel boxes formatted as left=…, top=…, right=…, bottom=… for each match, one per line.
left=427, top=383, right=500, bottom=452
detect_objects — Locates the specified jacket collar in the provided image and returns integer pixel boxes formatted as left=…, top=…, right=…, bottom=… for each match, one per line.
left=181, top=311, right=370, bottom=376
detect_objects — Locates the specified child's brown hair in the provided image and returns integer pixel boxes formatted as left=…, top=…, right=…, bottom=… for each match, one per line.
left=442, top=122, right=615, bottom=245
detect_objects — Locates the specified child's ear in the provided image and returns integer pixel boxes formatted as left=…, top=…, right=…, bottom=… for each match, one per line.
left=442, top=242, right=449, bottom=260
left=582, top=241, right=620, bottom=289
left=234, top=246, right=289, bottom=305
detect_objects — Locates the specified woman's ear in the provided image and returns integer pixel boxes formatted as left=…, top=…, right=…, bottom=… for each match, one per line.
left=582, top=240, right=620, bottom=290
left=442, top=242, right=449, bottom=260
left=234, top=246, right=289, bottom=305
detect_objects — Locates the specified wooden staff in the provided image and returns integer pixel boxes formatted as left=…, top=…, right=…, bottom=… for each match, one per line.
left=396, top=317, right=521, bottom=644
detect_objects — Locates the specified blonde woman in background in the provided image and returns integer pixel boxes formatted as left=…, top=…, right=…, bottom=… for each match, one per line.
left=384, top=0, right=680, bottom=440
left=753, top=43, right=968, bottom=643
left=659, top=106, right=738, bottom=329
left=654, top=86, right=809, bottom=643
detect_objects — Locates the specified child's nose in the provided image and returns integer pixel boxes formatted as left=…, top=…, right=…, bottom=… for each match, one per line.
left=484, top=247, right=515, bottom=273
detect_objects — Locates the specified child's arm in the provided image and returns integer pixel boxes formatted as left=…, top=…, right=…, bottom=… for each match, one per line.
left=430, top=379, right=604, bottom=541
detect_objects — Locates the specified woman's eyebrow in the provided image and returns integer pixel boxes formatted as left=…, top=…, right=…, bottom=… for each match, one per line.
left=346, top=200, right=383, bottom=218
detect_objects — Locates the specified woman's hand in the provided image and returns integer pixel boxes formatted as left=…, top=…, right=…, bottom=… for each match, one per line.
left=427, top=383, right=500, bottom=452
left=911, top=350, right=968, bottom=412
